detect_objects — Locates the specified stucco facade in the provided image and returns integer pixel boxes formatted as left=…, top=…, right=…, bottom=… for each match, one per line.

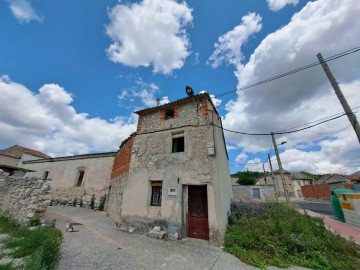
left=23, top=152, right=116, bottom=202
left=107, top=93, right=233, bottom=245
left=257, top=171, right=295, bottom=197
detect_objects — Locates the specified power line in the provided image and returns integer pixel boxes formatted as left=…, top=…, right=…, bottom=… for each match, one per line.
left=214, top=46, right=360, bottom=98
left=212, top=113, right=347, bottom=136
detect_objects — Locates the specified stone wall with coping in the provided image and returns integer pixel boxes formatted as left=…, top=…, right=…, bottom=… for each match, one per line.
left=0, top=175, right=51, bottom=223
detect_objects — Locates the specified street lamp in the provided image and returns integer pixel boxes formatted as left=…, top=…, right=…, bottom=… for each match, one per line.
left=271, top=133, right=290, bottom=203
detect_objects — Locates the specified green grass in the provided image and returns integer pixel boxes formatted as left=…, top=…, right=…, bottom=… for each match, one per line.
left=0, top=213, right=63, bottom=270
left=225, top=202, right=360, bottom=270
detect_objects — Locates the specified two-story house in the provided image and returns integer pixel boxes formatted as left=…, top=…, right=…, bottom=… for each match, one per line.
left=107, top=93, right=233, bottom=245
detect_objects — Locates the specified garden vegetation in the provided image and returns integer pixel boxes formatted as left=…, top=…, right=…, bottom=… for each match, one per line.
left=225, top=201, right=360, bottom=270
left=0, top=213, right=62, bottom=270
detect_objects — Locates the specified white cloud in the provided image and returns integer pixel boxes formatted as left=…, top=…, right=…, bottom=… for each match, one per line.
left=118, top=78, right=169, bottom=108
left=0, top=75, right=137, bottom=157
left=220, top=0, right=360, bottom=174
left=235, top=152, right=248, bottom=164
left=199, top=90, right=222, bottom=107
left=106, top=0, right=193, bottom=74
left=207, top=13, right=262, bottom=68
left=7, top=0, right=41, bottom=23
left=267, top=0, right=299, bottom=11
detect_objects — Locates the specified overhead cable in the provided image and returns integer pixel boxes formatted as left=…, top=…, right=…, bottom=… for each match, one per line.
left=214, top=46, right=360, bottom=98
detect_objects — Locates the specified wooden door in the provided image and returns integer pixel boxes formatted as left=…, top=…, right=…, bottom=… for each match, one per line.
left=187, top=185, right=209, bottom=240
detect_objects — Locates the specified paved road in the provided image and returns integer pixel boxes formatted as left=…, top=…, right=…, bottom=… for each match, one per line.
left=46, top=206, right=256, bottom=270
left=295, top=201, right=333, bottom=216
left=46, top=206, right=310, bottom=270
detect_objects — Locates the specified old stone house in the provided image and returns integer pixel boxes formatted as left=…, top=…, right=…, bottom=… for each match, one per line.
left=257, top=170, right=313, bottom=198
left=23, top=152, right=116, bottom=206
left=107, top=93, right=233, bottom=245
left=0, top=145, right=50, bottom=176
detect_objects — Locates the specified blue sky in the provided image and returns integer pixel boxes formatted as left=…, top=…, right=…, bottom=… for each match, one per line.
left=1, top=0, right=359, bottom=174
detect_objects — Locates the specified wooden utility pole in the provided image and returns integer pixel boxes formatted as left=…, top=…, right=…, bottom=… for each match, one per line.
left=317, top=53, right=360, bottom=143
left=268, top=154, right=278, bottom=201
left=271, top=132, right=290, bottom=202
left=262, top=163, right=267, bottom=184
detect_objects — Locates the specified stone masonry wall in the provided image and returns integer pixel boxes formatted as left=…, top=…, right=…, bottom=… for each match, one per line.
left=0, top=175, right=51, bottom=223
left=50, top=186, right=106, bottom=209
left=106, top=173, right=129, bottom=224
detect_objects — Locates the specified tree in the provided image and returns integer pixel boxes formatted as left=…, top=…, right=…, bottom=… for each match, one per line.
left=236, top=171, right=258, bottom=185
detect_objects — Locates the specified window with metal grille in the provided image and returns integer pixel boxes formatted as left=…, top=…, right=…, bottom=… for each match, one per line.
left=151, top=182, right=162, bottom=206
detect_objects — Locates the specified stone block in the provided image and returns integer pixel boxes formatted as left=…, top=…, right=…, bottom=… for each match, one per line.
left=146, top=230, right=167, bottom=239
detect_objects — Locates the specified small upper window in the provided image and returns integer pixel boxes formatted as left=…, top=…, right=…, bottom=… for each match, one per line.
left=76, top=171, right=85, bottom=187
left=166, top=109, right=175, bottom=119
left=172, top=137, right=184, bottom=152
left=43, top=171, right=49, bottom=179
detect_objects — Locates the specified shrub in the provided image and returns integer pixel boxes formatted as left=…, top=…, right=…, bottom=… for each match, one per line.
left=72, top=198, right=78, bottom=207
left=98, top=195, right=106, bottom=211
left=225, top=202, right=360, bottom=270
left=79, top=197, right=83, bottom=207
left=90, top=194, right=95, bottom=210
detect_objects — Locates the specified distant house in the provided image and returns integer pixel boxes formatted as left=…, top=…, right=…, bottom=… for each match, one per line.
left=257, top=170, right=313, bottom=198
left=257, top=170, right=295, bottom=197
left=291, top=172, right=313, bottom=198
left=314, top=174, right=357, bottom=191
left=0, top=145, right=50, bottom=176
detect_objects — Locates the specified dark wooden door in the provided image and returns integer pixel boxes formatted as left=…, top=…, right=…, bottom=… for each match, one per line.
left=187, top=185, right=209, bottom=240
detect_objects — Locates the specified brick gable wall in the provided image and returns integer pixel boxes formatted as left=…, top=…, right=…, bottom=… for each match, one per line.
left=111, top=136, right=134, bottom=179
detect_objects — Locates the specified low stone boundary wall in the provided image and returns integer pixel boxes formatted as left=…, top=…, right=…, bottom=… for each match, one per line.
left=50, top=187, right=106, bottom=210
left=0, top=175, right=51, bottom=223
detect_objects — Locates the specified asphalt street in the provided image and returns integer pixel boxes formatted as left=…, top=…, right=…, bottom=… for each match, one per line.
left=295, top=201, right=334, bottom=216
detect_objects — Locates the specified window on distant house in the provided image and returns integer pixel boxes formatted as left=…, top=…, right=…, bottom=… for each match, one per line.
left=297, top=180, right=301, bottom=185
left=43, top=171, right=49, bottom=179
left=150, top=181, right=162, bottom=206
left=76, top=171, right=85, bottom=187
left=166, top=109, right=175, bottom=119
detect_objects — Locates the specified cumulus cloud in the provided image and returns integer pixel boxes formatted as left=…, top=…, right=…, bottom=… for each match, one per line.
left=199, top=90, right=222, bottom=107
left=207, top=13, right=262, bottom=68
left=220, top=0, right=360, bottom=174
left=118, top=78, right=169, bottom=108
left=267, top=0, right=299, bottom=11
left=7, top=0, right=41, bottom=23
left=106, top=0, right=193, bottom=74
left=0, top=75, right=137, bottom=157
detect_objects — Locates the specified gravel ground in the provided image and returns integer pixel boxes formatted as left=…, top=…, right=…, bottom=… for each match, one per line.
left=46, top=206, right=310, bottom=270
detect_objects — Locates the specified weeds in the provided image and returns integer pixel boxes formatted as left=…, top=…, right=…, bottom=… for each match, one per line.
left=0, top=212, right=62, bottom=270
left=225, top=201, right=360, bottom=270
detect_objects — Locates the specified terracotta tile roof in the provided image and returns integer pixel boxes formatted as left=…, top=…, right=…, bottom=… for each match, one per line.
left=0, top=145, right=51, bottom=159
left=292, top=172, right=313, bottom=180
left=314, top=174, right=353, bottom=184
left=134, top=92, right=219, bottom=117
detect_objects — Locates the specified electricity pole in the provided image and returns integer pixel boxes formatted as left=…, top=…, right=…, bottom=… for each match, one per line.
left=317, top=53, right=360, bottom=143
left=271, top=132, right=290, bottom=203
left=268, top=154, right=278, bottom=201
